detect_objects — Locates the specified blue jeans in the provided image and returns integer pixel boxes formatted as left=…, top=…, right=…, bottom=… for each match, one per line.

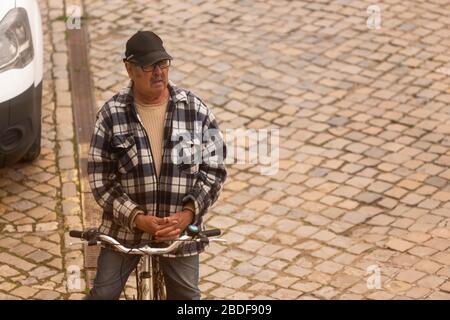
left=85, top=247, right=200, bottom=300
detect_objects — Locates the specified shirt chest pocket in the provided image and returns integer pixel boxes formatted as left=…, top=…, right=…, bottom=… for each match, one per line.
left=167, top=138, right=200, bottom=176
left=178, top=162, right=200, bottom=176
left=112, top=134, right=139, bottom=174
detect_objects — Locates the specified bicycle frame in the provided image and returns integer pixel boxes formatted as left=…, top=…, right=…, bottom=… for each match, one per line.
left=136, top=255, right=166, bottom=300
left=137, top=255, right=161, bottom=300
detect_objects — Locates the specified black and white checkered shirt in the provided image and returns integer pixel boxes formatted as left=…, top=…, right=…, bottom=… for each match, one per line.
left=87, top=80, right=227, bottom=257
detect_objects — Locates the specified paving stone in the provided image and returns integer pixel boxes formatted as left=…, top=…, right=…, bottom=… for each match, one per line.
left=0, top=282, right=17, bottom=292
left=0, top=265, right=21, bottom=277
left=396, top=269, right=427, bottom=283
left=311, top=246, right=340, bottom=260
left=316, top=261, right=344, bottom=275
left=26, top=250, right=53, bottom=263
left=204, top=271, right=234, bottom=284
left=10, top=286, right=38, bottom=299
left=385, top=238, right=415, bottom=252
left=406, top=287, right=431, bottom=299
left=29, top=266, right=58, bottom=280
left=223, top=276, right=249, bottom=290
left=356, top=192, right=383, bottom=204
left=417, top=275, right=446, bottom=289
left=368, top=214, right=396, bottom=226
left=252, top=269, right=278, bottom=282
left=0, top=253, right=35, bottom=271
left=314, top=286, right=340, bottom=299
left=440, top=282, right=450, bottom=293
left=35, top=222, right=59, bottom=232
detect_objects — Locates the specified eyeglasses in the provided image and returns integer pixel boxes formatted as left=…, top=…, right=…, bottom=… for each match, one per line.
left=129, top=59, right=171, bottom=72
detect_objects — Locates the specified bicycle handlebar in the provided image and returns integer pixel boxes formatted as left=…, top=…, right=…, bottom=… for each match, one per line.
left=69, top=230, right=84, bottom=239
left=69, top=228, right=224, bottom=255
left=200, top=229, right=221, bottom=237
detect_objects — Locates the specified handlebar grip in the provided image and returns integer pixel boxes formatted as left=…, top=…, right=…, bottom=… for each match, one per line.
left=201, top=229, right=221, bottom=237
left=69, top=230, right=85, bottom=239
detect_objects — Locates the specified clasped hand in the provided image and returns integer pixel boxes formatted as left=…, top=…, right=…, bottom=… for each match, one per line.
left=134, top=210, right=194, bottom=241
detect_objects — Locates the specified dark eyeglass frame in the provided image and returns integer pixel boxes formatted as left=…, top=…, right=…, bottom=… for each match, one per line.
left=123, top=58, right=171, bottom=72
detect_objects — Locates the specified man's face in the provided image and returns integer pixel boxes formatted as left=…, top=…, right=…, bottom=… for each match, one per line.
left=125, top=60, right=170, bottom=97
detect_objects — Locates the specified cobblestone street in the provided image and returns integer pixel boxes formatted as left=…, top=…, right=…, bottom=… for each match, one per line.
left=1, top=0, right=450, bottom=299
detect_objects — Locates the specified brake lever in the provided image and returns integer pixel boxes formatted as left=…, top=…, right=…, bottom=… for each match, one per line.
left=199, top=235, right=210, bottom=244
left=88, top=239, right=98, bottom=246
left=85, top=228, right=100, bottom=246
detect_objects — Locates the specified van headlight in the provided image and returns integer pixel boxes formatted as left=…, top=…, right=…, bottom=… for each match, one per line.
left=0, top=8, right=34, bottom=73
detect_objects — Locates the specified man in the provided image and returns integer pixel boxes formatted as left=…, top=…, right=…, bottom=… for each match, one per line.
left=87, top=31, right=227, bottom=300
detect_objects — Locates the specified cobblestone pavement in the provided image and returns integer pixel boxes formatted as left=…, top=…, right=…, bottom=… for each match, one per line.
left=0, top=0, right=85, bottom=299
left=82, top=0, right=450, bottom=300
left=1, top=0, right=450, bottom=300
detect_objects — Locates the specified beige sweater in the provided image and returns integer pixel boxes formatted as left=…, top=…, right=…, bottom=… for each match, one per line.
left=134, top=99, right=195, bottom=216
left=135, top=100, right=167, bottom=178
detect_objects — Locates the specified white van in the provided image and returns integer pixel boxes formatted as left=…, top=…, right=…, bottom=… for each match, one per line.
left=0, top=0, right=43, bottom=167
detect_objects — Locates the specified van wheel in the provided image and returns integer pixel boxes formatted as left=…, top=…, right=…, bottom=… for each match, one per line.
left=22, top=125, right=41, bottom=162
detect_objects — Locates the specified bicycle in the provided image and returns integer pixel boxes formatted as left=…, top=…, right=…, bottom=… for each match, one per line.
left=69, top=225, right=225, bottom=300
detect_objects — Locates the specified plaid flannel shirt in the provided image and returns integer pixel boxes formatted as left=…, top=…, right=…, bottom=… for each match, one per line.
left=87, top=80, right=227, bottom=257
